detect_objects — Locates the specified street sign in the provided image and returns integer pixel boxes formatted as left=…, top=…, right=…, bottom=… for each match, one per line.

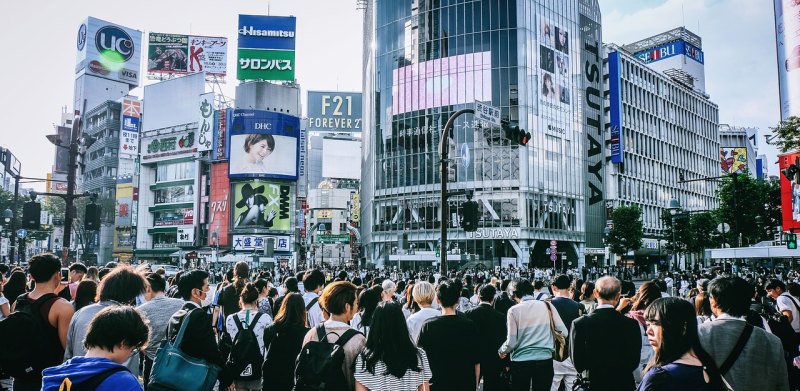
left=474, top=101, right=501, bottom=126
left=550, top=240, right=557, bottom=246
left=717, top=223, right=730, bottom=233
left=550, top=253, right=557, bottom=262
left=16, top=229, right=26, bottom=239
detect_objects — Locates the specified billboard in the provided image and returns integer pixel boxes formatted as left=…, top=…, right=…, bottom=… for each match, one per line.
left=237, top=15, right=296, bottom=81
left=147, top=33, right=228, bottom=77
left=75, top=17, right=142, bottom=87
left=208, top=163, right=231, bottom=247
left=119, top=98, right=141, bottom=158
left=392, top=51, right=491, bottom=115
left=780, top=152, right=800, bottom=231
left=141, top=130, right=196, bottom=161
left=775, top=0, right=800, bottom=120
left=228, top=110, right=300, bottom=180
left=608, top=51, right=623, bottom=164
left=197, top=93, right=214, bottom=152
left=113, top=181, right=134, bottom=253
left=539, top=17, right=572, bottom=136
left=633, top=40, right=704, bottom=65
left=53, top=126, right=71, bottom=173
left=322, top=138, right=361, bottom=179
left=307, top=91, right=362, bottom=132
left=231, top=180, right=294, bottom=232
left=212, top=109, right=230, bottom=160
left=720, top=147, right=748, bottom=174
left=232, top=234, right=291, bottom=252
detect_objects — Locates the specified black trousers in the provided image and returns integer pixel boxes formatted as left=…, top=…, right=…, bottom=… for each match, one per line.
left=143, top=356, right=154, bottom=391
left=511, top=359, right=553, bottom=391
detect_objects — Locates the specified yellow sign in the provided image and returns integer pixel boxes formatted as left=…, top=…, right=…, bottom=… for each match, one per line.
left=351, top=193, right=360, bottom=223
left=316, top=209, right=334, bottom=219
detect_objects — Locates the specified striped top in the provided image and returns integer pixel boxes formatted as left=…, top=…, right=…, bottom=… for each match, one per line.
left=354, top=348, right=432, bottom=391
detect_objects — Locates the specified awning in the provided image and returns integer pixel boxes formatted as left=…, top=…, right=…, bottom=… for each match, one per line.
left=133, top=249, right=177, bottom=258
left=148, top=227, right=178, bottom=234
left=148, top=202, right=194, bottom=212
left=150, top=179, right=195, bottom=190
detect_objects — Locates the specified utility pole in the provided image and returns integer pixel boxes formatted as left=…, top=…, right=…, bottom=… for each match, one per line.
left=9, top=174, right=19, bottom=263
left=439, top=108, right=474, bottom=276
left=62, top=110, right=81, bottom=264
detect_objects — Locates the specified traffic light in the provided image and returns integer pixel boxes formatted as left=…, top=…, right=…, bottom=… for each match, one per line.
left=460, top=200, right=480, bottom=232
left=84, top=203, right=101, bottom=231
left=782, top=158, right=800, bottom=184
left=788, top=233, right=798, bottom=250
left=21, top=201, right=41, bottom=230
left=502, top=123, right=532, bottom=146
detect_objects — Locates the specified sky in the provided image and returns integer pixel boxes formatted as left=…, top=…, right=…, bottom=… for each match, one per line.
left=0, top=0, right=783, bottom=191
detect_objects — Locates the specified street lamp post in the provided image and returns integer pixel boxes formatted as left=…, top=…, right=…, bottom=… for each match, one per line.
left=667, top=198, right=681, bottom=271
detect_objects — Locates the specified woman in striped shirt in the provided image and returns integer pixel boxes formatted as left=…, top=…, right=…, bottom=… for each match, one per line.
left=355, top=302, right=431, bottom=391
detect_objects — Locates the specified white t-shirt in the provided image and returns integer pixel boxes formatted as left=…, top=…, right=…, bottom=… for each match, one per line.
left=0, top=295, right=8, bottom=320
left=777, top=293, right=800, bottom=332
left=225, top=309, right=273, bottom=352
left=303, top=291, right=324, bottom=327
left=406, top=307, right=440, bottom=344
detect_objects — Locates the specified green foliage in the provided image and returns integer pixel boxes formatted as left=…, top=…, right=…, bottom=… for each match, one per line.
left=715, top=174, right=781, bottom=246
left=607, top=205, right=643, bottom=257
left=771, top=116, right=800, bottom=153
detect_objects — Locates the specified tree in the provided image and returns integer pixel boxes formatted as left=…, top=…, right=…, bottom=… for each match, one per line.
left=715, top=174, right=781, bottom=246
left=606, top=205, right=643, bottom=260
left=771, top=116, right=800, bottom=153
left=41, top=193, right=115, bottom=264
left=661, top=209, right=691, bottom=254
left=688, top=212, right=717, bottom=256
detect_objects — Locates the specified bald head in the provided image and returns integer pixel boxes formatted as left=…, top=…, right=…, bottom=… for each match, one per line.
left=595, top=276, right=621, bottom=303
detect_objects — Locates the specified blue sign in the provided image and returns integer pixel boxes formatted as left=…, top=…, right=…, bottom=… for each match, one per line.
left=237, top=15, right=296, bottom=51
left=122, top=115, right=139, bottom=132
left=609, top=51, right=624, bottom=164
left=228, top=109, right=301, bottom=181
left=634, top=40, right=704, bottom=65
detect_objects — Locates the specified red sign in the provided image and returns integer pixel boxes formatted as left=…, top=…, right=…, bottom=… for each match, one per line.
left=208, top=162, right=231, bottom=246
left=780, top=152, right=800, bottom=231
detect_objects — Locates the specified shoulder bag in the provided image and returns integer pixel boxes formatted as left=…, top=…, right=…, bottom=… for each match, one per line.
left=545, top=301, right=568, bottom=362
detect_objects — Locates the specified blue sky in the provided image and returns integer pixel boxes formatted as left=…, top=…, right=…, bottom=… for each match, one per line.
left=0, top=0, right=782, bottom=189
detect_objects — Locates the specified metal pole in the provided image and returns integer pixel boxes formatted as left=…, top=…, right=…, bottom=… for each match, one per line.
left=9, top=175, right=18, bottom=264
left=62, top=107, right=84, bottom=266
left=439, top=108, right=474, bottom=277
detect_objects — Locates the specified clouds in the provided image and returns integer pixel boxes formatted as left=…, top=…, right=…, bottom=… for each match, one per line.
left=601, top=0, right=782, bottom=170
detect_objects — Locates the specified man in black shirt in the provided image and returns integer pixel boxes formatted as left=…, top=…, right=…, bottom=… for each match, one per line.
left=465, top=284, right=508, bottom=391
left=549, top=275, right=581, bottom=390
left=418, top=281, right=480, bottom=391
left=493, top=279, right=514, bottom=315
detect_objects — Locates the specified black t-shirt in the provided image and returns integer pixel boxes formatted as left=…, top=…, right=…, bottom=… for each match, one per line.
left=551, top=297, right=581, bottom=333
left=417, top=314, right=480, bottom=391
left=219, top=284, right=242, bottom=318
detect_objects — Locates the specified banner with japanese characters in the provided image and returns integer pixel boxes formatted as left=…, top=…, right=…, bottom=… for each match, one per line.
left=148, top=32, right=228, bottom=77
left=119, top=98, right=141, bottom=158
left=188, top=36, right=228, bottom=76
left=232, top=234, right=291, bottom=252
left=197, top=93, right=214, bottom=152
left=236, top=15, right=296, bottom=81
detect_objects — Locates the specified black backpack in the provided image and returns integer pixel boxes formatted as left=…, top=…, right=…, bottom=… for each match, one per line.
left=0, top=293, right=59, bottom=379
left=59, top=366, right=128, bottom=391
left=769, top=296, right=800, bottom=356
left=293, top=325, right=361, bottom=391
left=226, top=312, right=264, bottom=381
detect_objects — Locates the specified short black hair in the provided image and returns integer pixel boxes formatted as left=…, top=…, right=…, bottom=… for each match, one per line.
left=28, top=253, right=62, bottom=283
left=178, top=270, right=209, bottom=301
left=708, top=277, right=752, bottom=317
left=534, top=280, right=545, bottom=290
left=552, top=275, right=571, bottom=290
left=513, top=279, right=534, bottom=299
left=145, top=273, right=167, bottom=293
left=766, top=279, right=786, bottom=292
left=304, top=269, right=325, bottom=291
left=69, top=262, right=88, bottom=274
left=436, top=281, right=461, bottom=308
left=284, top=276, right=299, bottom=292
left=97, top=266, right=147, bottom=305
left=83, top=306, right=150, bottom=352
left=479, top=284, right=497, bottom=302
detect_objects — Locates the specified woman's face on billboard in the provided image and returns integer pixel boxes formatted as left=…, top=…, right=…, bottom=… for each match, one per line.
left=247, top=139, right=272, bottom=163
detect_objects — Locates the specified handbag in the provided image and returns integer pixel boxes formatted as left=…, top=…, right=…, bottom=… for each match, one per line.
left=545, top=301, right=568, bottom=362
left=148, top=309, right=221, bottom=391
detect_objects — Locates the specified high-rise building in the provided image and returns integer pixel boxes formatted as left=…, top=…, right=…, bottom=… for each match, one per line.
left=361, top=0, right=605, bottom=268
left=605, top=39, right=719, bottom=266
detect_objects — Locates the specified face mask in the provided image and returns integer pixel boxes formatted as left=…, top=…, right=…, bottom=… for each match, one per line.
left=200, top=296, right=213, bottom=308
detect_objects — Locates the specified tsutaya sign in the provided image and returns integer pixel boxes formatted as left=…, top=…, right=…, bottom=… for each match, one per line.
left=466, top=228, right=520, bottom=239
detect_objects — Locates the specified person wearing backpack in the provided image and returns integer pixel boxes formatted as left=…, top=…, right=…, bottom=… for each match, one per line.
left=297, top=281, right=366, bottom=391
left=302, top=269, right=326, bottom=327
left=2, top=253, right=74, bottom=391
left=766, top=279, right=800, bottom=389
left=41, top=306, right=148, bottom=391
left=225, top=283, right=272, bottom=391
left=261, top=292, right=309, bottom=391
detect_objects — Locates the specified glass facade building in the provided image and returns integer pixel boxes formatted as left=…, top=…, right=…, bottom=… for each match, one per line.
left=362, top=0, right=605, bottom=268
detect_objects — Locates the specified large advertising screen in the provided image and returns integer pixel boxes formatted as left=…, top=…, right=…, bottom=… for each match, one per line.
left=228, top=110, right=300, bottom=180
left=113, top=180, right=134, bottom=253
left=237, top=15, right=296, bottom=81
left=780, top=152, right=800, bottom=231
left=148, top=33, right=228, bottom=77
left=775, top=0, right=800, bottom=120
left=75, top=17, right=142, bottom=87
left=322, top=138, right=361, bottom=179
left=307, top=91, right=362, bottom=132
left=231, top=180, right=294, bottom=232
left=539, top=17, right=572, bottom=134
left=720, top=147, right=748, bottom=174
left=391, top=51, right=491, bottom=115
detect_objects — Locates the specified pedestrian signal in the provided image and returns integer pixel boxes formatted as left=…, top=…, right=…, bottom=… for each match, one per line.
left=21, top=201, right=41, bottom=230
left=788, top=233, right=798, bottom=250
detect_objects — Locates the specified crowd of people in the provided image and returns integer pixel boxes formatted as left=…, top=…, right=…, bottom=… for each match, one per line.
left=0, top=255, right=798, bottom=390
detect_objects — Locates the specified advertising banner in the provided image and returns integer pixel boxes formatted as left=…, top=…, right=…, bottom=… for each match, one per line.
left=231, top=180, right=294, bottom=232
left=208, top=163, right=231, bottom=247
left=228, top=110, right=300, bottom=180
left=608, top=51, right=623, bottom=164
left=76, top=17, right=142, bottom=87
left=119, top=98, right=141, bottom=158
left=188, top=36, right=228, bottom=76
left=177, top=227, right=195, bottom=244
left=307, top=91, right=362, bottom=132
left=351, top=193, right=360, bottom=224
left=154, top=208, right=194, bottom=227
left=539, top=17, right=572, bottom=137
left=232, top=234, right=291, bottom=252
left=316, top=234, right=350, bottom=244
left=147, top=33, right=188, bottom=73
left=237, top=15, right=296, bottom=81
left=113, top=181, right=134, bottom=253
left=720, top=147, right=748, bottom=174
left=780, top=152, right=800, bottom=231
left=633, top=40, right=704, bottom=65
left=197, top=93, right=214, bottom=152
left=775, top=0, right=800, bottom=120
left=141, top=130, right=196, bottom=161
left=213, top=109, right=229, bottom=160
left=53, top=126, right=71, bottom=173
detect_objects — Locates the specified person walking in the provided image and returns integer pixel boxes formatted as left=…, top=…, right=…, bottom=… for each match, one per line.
left=136, top=273, right=185, bottom=390
left=549, top=275, right=581, bottom=391
left=261, top=293, right=309, bottom=391
left=225, top=283, right=272, bottom=391
left=301, top=269, right=326, bottom=327
left=354, top=302, right=431, bottom=391
left=465, top=284, right=507, bottom=391
left=405, top=282, right=439, bottom=344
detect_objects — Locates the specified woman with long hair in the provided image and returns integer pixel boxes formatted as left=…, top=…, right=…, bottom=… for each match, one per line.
left=261, top=292, right=310, bottom=391
left=638, top=297, right=727, bottom=390
left=84, top=266, right=100, bottom=282
left=624, top=280, right=663, bottom=384
left=226, top=282, right=272, bottom=391
left=694, top=291, right=713, bottom=324
left=352, top=286, right=382, bottom=335
left=355, top=302, right=431, bottom=391
left=72, top=280, right=98, bottom=312
left=579, top=281, right=597, bottom=314
left=403, top=283, right=419, bottom=318
left=3, top=270, right=27, bottom=308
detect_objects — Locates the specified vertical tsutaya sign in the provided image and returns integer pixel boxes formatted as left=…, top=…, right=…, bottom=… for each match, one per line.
left=775, top=0, right=800, bottom=120
left=608, top=51, right=623, bottom=164
left=237, top=15, right=296, bottom=81
left=580, top=0, right=605, bottom=249
left=119, top=98, right=141, bottom=158
left=307, top=91, right=363, bottom=132
left=113, top=180, right=134, bottom=253
left=197, top=93, right=214, bottom=152
left=75, top=17, right=142, bottom=87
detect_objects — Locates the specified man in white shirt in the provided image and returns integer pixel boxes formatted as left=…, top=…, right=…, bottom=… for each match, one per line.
left=302, top=269, right=326, bottom=327
left=406, top=281, right=439, bottom=343
left=767, top=279, right=800, bottom=333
